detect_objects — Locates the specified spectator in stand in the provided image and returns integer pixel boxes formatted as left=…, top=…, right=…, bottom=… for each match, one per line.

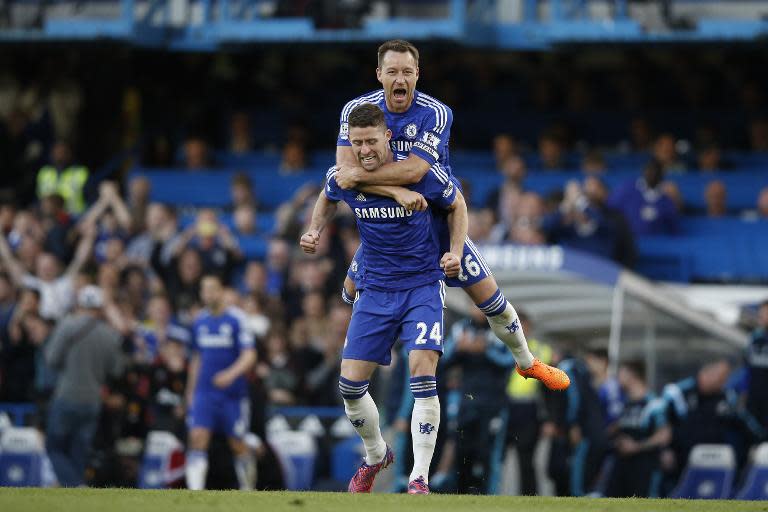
left=0, top=272, right=15, bottom=334
left=443, top=306, right=515, bottom=494
left=486, top=155, right=526, bottom=224
left=127, top=176, right=151, bottom=235
left=756, top=187, right=768, bottom=218
left=538, top=131, right=566, bottom=171
left=500, top=192, right=546, bottom=245
left=704, top=180, right=727, bottom=218
left=44, top=285, right=126, bottom=487
left=172, top=209, right=242, bottom=284
left=492, top=134, right=519, bottom=170
left=303, top=301, right=349, bottom=405
left=279, top=140, right=306, bottom=174
left=0, top=222, right=95, bottom=320
left=697, top=144, right=725, bottom=172
left=126, top=202, right=180, bottom=267
left=608, top=160, right=679, bottom=236
left=264, top=238, right=291, bottom=298
left=546, top=355, right=607, bottom=496
left=584, top=348, right=625, bottom=428
left=38, top=193, right=72, bottom=262
left=660, top=358, right=765, bottom=495
left=748, top=118, right=768, bottom=152
left=467, top=209, right=494, bottom=244
left=257, top=327, right=301, bottom=405
left=78, top=181, right=133, bottom=265
left=183, top=136, right=212, bottom=170
left=506, top=311, right=554, bottom=496
left=628, top=117, right=654, bottom=152
left=148, top=332, right=189, bottom=438
left=233, top=204, right=258, bottom=237
left=36, top=140, right=90, bottom=216
left=229, top=111, right=253, bottom=154
left=230, top=172, right=257, bottom=211
left=167, top=248, right=204, bottom=320
left=745, top=300, right=768, bottom=430
left=543, top=177, right=635, bottom=267
left=581, top=151, right=607, bottom=175
left=606, top=360, right=671, bottom=498
left=653, top=134, right=687, bottom=174
left=0, top=287, right=41, bottom=402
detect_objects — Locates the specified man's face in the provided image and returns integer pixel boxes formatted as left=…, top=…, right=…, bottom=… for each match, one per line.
left=36, top=253, right=60, bottom=281
left=349, top=125, right=391, bottom=171
left=200, top=276, right=223, bottom=309
left=377, top=50, right=419, bottom=113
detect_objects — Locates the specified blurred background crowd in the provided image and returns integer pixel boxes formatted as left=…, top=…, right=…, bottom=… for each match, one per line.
left=0, top=43, right=767, bottom=494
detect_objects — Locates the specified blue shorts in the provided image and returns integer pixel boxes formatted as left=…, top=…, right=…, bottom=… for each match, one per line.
left=188, top=391, right=250, bottom=439
left=347, top=237, right=492, bottom=289
left=344, top=281, right=446, bottom=366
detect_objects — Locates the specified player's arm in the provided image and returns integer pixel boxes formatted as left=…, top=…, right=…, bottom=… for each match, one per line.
left=359, top=184, right=427, bottom=211
left=440, top=189, right=468, bottom=278
left=213, top=348, right=257, bottom=389
left=300, top=189, right=338, bottom=254
left=336, top=154, right=430, bottom=189
left=186, top=352, right=200, bottom=406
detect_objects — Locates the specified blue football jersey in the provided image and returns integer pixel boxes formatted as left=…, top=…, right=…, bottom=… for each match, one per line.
left=190, top=307, right=254, bottom=397
left=325, top=163, right=457, bottom=291
left=338, top=89, right=453, bottom=170
left=338, top=90, right=461, bottom=258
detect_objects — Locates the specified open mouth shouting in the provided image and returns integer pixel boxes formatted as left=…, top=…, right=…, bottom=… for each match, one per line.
left=390, top=85, right=409, bottom=109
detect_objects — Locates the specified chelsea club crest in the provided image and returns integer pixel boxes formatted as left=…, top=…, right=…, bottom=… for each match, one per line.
left=404, top=123, right=418, bottom=139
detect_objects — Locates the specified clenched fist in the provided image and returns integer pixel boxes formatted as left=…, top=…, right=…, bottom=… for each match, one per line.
left=440, top=252, right=461, bottom=278
left=395, top=189, right=428, bottom=211
left=300, top=230, right=320, bottom=254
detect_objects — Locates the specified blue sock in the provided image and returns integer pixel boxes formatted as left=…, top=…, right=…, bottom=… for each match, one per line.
left=339, top=377, right=369, bottom=399
left=477, top=288, right=507, bottom=317
left=410, top=376, right=438, bottom=398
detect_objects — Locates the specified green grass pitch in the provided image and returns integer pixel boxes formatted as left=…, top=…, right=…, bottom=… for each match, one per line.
left=1, top=488, right=767, bottom=512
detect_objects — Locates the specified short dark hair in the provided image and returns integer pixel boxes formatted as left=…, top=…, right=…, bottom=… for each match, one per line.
left=377, top=39, right=419, bottom=67
left=587, top=347, right=609, bottom=361
left=348, top=103, right=386, bottom=130
left=620, top=359, right=646, bottom=382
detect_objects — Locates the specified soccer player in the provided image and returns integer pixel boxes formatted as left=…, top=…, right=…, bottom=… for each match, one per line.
left=185, top=274, right=257, bottom=490
left=300, top=103, right=467, bottom=494
left=334, top=39, right=569, bottom=392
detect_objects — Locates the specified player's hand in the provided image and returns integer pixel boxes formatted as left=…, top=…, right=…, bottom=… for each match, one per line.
left=335, top=165, right=363, bottom=190
left=299, top=230, right=320, bottom=254
left=213, top=370, right=235, bottom=389
left=440, top=252, right=461, bottom=278
left=614, top=435, right=641, bottom=455
left=395, top=190, right=427, bottom=211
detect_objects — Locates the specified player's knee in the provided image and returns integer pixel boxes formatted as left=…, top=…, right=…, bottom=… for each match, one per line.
left=188, top=428, right=210, bottom=450
left=409, top=350, right=439, bottom=377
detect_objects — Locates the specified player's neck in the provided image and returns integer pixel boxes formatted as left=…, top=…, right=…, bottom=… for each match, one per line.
left=208, top=304, right=225, bottom=316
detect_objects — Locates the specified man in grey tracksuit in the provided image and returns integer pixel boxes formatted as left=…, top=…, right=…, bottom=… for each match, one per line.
left=44, top=285, right=125, bottom=487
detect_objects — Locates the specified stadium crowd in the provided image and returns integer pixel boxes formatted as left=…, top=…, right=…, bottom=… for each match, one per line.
left=0, top=47, right=768, bottom=494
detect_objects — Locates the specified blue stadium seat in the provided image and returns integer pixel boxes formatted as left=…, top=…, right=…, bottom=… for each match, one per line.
left=670, top=444, right=736, bottom=499
left=238, top=236, right=269, bottom=260
left=736, top=443, right=768, bottom=500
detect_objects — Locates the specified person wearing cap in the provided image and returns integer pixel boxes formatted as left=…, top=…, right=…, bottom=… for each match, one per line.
left=43, top=285, right=125, bottom=487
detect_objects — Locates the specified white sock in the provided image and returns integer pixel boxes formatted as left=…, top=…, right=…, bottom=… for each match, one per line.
left=234, top=452, right=257, bottom=490
left=410, top=395, right=440, bottom=484
left=341, top=381, right=387, bottom=465
left=185, top=450, right=208, bottom=490
left=487, top=301, right=535, bottom=369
